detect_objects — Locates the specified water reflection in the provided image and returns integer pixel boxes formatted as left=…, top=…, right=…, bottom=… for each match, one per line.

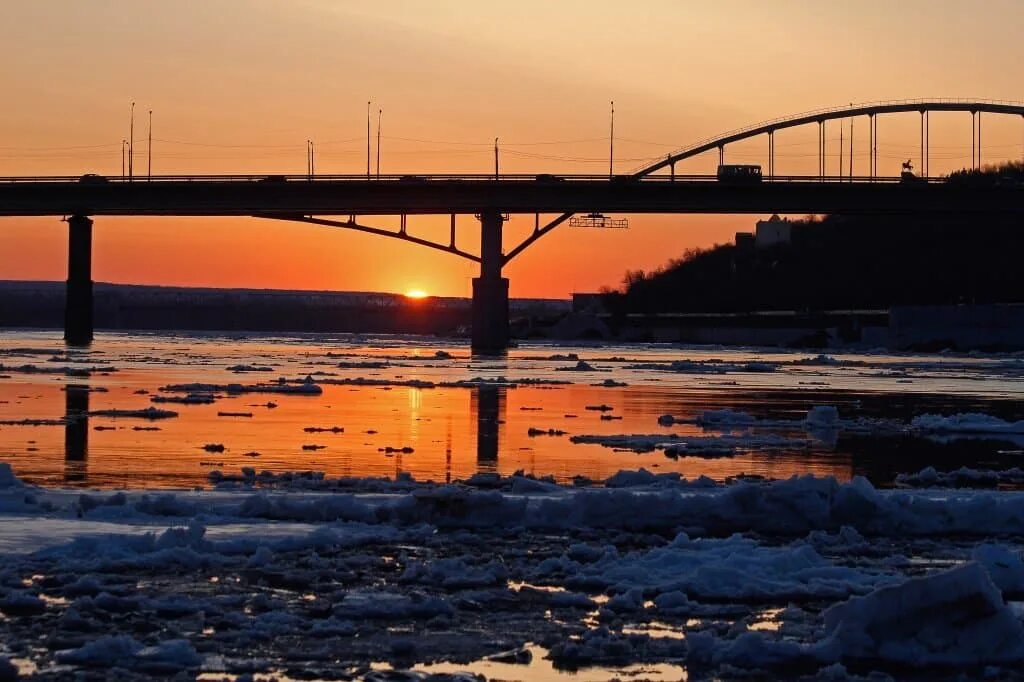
left=63, top=384, right=89, bottom=482
left=473, top=385, right=506, bottom=466
left=1, top=332, right=1020, bottom=489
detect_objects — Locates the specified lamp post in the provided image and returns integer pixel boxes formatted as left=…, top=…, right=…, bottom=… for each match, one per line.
left=121, top=139, right=127, bottom=178
left=609, top=100, right=614, bottom=180
left=494, top=138, right=499, bottom=180
left=376, top=108, right=382, bottom=179
left=366, top=100, right=371, bottom=179
left=128, top=101, right=135, bottom=181
left=147, top=109, right=152, bottom=181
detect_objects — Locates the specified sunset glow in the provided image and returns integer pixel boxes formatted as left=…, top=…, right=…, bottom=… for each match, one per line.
left=1, top=1, right=1022, bottom=298
left=404, top=289, right=429, bottom=299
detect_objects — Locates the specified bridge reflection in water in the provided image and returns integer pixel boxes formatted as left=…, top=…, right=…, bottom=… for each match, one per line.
left=63, top=384, right=89, bottom=482
left=472, top=384, right=507, bottom=467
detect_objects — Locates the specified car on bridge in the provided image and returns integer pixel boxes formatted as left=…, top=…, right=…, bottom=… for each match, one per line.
left=78, top=174, right=109, bottom=184
left=716, top=165, right=762, bottom=184
left=534, top=174, right=564, bottom=183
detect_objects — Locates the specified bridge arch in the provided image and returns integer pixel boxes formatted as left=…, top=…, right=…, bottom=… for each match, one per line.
left=630, top=98, right=1024, bottom=178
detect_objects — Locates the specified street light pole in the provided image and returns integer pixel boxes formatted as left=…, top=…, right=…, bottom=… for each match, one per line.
left=128, top=101, right=135, bottom=181
left=376, top=109, right=382, bottom=179
left=609, top=100, right=614, bottom=179
left=147, top=109, right=152, bottom=181
left=121, top=139, right=127, bottom=178
left=494, top=137, right=499, bottom=180
left=366, top=100, right=371, bottom=179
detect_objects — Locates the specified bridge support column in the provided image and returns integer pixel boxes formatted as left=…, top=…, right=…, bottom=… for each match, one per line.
left=64, top=215, right=94, bottom=346
left=471, top=210, right=509, bottom=354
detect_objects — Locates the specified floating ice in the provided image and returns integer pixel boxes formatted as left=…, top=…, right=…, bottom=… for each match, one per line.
left=911, top=412, right=1024, bottom=435
left=89, top=407, right=178, bottom=420
left=820, top=562, right=1024, bottom=666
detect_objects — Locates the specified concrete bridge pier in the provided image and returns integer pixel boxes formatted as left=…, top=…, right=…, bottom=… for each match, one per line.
left=64, top=214, right=94, bottom=346
left=471, top=210, right=509, bottom=354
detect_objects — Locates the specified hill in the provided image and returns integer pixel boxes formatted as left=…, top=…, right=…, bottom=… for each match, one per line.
left=606, top=163, right=1024, bottom=313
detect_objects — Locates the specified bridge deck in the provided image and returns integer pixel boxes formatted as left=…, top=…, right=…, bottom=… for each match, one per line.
left=0, top=175, right=1020, bottom=216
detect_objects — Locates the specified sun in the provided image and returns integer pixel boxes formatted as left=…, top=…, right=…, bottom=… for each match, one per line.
left=404, top=289, right=429, bottom=299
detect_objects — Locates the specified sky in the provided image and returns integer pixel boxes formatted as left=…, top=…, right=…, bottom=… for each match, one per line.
left=1, top=0, right=1022, bottom=298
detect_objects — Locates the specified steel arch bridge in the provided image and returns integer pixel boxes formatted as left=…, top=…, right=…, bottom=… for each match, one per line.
left=3, top=98, right=1023, bottom=351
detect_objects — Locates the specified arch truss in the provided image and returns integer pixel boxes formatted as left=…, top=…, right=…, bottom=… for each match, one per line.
left=258, top=213, right=480, bottom=263
left=631, top=98, right=1024, bottom=180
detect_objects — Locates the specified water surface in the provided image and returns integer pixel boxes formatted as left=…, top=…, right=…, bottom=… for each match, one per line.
left=1, top=331, right=1021, bottom=488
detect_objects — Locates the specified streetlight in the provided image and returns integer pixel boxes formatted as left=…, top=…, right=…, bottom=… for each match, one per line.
left=609, top=100, right=614, bottom=179
left=494, top=137, right=499, bottom=180
left=121, top=139, right=127, bottom=179
left=128, top=101, right=135, bottom=181
left=366, top=100, right=371, bottom=179
left=147, top=109, right=152, bottom=181
left=376, top=108, right=382, bottom=179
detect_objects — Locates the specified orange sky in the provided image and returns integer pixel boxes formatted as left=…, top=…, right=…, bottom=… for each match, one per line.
left=1, top=1, right=1022, bottom=298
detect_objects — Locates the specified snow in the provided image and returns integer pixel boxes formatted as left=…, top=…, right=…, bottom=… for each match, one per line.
left=5, top=463, right=1024, bottom=676
left=820, top=562, right=1024, bottom=666
left=971, top=544, right=1024, bottom=595
left=564, top=531, right=891, bottom=601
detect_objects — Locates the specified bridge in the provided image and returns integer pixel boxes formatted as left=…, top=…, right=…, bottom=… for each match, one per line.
left=1, top=99, right=1023, bottom=352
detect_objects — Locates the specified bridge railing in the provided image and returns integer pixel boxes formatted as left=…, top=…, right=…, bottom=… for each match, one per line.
left=0, top=173, right=945, bottom=184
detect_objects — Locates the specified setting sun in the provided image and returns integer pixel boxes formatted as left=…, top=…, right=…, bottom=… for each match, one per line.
left=404, top=289, right=429, bottom=299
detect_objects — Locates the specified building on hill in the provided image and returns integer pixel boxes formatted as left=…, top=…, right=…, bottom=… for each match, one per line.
left=755, top=214, right=792, bottom=248
left=734, top=231, right=755, bottom=251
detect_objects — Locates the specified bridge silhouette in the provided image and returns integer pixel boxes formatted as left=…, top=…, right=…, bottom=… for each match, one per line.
left=2, top=99, right=1022, bottom=351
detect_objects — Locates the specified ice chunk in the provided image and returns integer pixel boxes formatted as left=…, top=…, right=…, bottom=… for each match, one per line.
left=971, top=544, right=1024, bottom=596
left=896, top=466, right=1024, bottom=489
left=89, top=406, right=178, bottom=420
left=134, top=639, right=202, bottom=671
left=56, top=635, right=144, bottom=666
left=911, top=412, right=1024, bottom=435
left=556, top=360, right=596, bottom=371
left=695, top=408, right=758, bottom=427
left=0, top=463, right=23, bottom=488
left=805, top=405, right=839, bottom=429
left=820, top=562, right=1024, bottom=666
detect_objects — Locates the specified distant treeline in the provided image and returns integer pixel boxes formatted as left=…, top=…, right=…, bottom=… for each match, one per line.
left=605, top=162, right=1024, bottom=313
